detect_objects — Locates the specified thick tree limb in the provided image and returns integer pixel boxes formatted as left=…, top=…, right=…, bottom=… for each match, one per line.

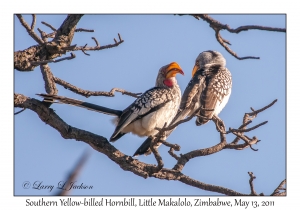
left=14, top=14, right=83, bottom=71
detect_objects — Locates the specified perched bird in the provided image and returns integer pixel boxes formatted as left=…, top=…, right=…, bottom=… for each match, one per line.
left=133, top=50, right=232, bottom=156
left=110, top=62, right=184, bottom=142
left=37, top=62, right=184, bottom=143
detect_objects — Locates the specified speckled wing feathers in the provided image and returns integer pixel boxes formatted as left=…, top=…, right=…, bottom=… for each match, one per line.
left=110, top=87, right=177, bottom=141
left=196, top=65, right=232, bottom=125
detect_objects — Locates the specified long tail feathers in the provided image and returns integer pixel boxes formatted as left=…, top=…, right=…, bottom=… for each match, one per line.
left=133, top=137, right=152, bottom=157
left=36, top=94, right=123, bottom=117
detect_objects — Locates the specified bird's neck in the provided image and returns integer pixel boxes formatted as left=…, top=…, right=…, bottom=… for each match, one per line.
left=163, top=77, right=177, bottom=88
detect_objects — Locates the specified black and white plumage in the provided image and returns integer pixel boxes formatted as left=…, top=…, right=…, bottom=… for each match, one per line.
left=37, top=62, right=184, bottom=144
left=133, top=50, right=232, bottom=156
left=180, top=50, right=232, bottom=126
left=110, top=62, right=184, bottom=142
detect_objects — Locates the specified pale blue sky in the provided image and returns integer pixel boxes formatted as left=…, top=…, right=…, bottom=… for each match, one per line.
left=14, top=14, right=285, bottom=196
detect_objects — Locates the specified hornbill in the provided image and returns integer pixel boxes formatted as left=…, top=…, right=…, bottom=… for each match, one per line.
left=37, top=62, right=184, bottom=143
left=133, top=50, right=232, bottom=156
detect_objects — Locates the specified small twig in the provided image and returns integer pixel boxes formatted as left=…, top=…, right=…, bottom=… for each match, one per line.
left=110, top=88, right=142, bottom=98
left=225, top=136, right=259, bottom=151
left=16, top=14, right=44, bottom=45
left=37, top=28, right=48, bottom=42
left=31, top=14, right=36, bottom=30
left=159, top=140, right=180, bottom=151
left=92, top=37, right=99, bottom=46
left=75, top=28, right=94, bottom=32
left=227, top=121, right=268, bottom=134
left=81, top=48, right=90, bottom=56
left=14, top=108, right=26, bottom=115
left=118, top=33, right=123, bottom=41
left=30, top=53, right=76, bottom=65
left=80, top=43, right=90, bottom=55
left=247, top=99, right=278, bottom=116
left=230, top=100, right=277, bottom=145
left=248, top=172, right=258, bottom=195
left=232, top=132, right=259, bottom=151
left=41, top=21, right=56, bottom=31
left=168, top=148, right=179, bottom=160
left=159, top=140, right=180, bottom=160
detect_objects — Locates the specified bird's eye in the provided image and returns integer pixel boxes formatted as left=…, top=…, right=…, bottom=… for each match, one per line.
left=196, top=61, right=199, bottom=66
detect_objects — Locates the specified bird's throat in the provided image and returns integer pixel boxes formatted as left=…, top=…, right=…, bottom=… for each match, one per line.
left=163, top=78, right=174, bottom=87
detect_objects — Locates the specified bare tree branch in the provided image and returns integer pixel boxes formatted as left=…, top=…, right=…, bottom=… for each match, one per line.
left=75, top=28, right=94, bottom=32
left=271, top=179, right=286, bottom=196
left=248, top=99, right=278, bottom=117
left=40, top=64, right=58, bottom=95
left=16, top=14, right=44, bottom=45
left=31, top=53, right=76, bottom=65
left=31, top=14, right=36, bottom=30
left=14, top=108, right=26, bottom=115
left=230, top=99, right=277, bottom=145
left=53, top=76, right=142, bottom=98
left=248, top=172, right=258, bottom=195
left=41, top=21, right=57, bottom=31
left=16, top=93, right=280, bottom=196
left=57, top=150, right=91, bottom=196
left=71, top=34, right=124, bottom=53
left=150, top=138, right=164, bottom=173
left=14, top=14, right=83, bottom=71
left=187, top=14, right=285, bottom=60
left=227, top=121, right=268, bottom=134
left=173, top=132, right=227, bottom=172
left=37, top=28, right=48, bottom=42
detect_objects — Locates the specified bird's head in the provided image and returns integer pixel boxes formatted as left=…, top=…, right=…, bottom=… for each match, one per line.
left=156, top=62, right=184, bottom=88
left=192, top=51, right=226, bottom=77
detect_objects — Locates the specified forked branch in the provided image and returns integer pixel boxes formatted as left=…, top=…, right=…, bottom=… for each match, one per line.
left=187, top=14, right=285, bottom=60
